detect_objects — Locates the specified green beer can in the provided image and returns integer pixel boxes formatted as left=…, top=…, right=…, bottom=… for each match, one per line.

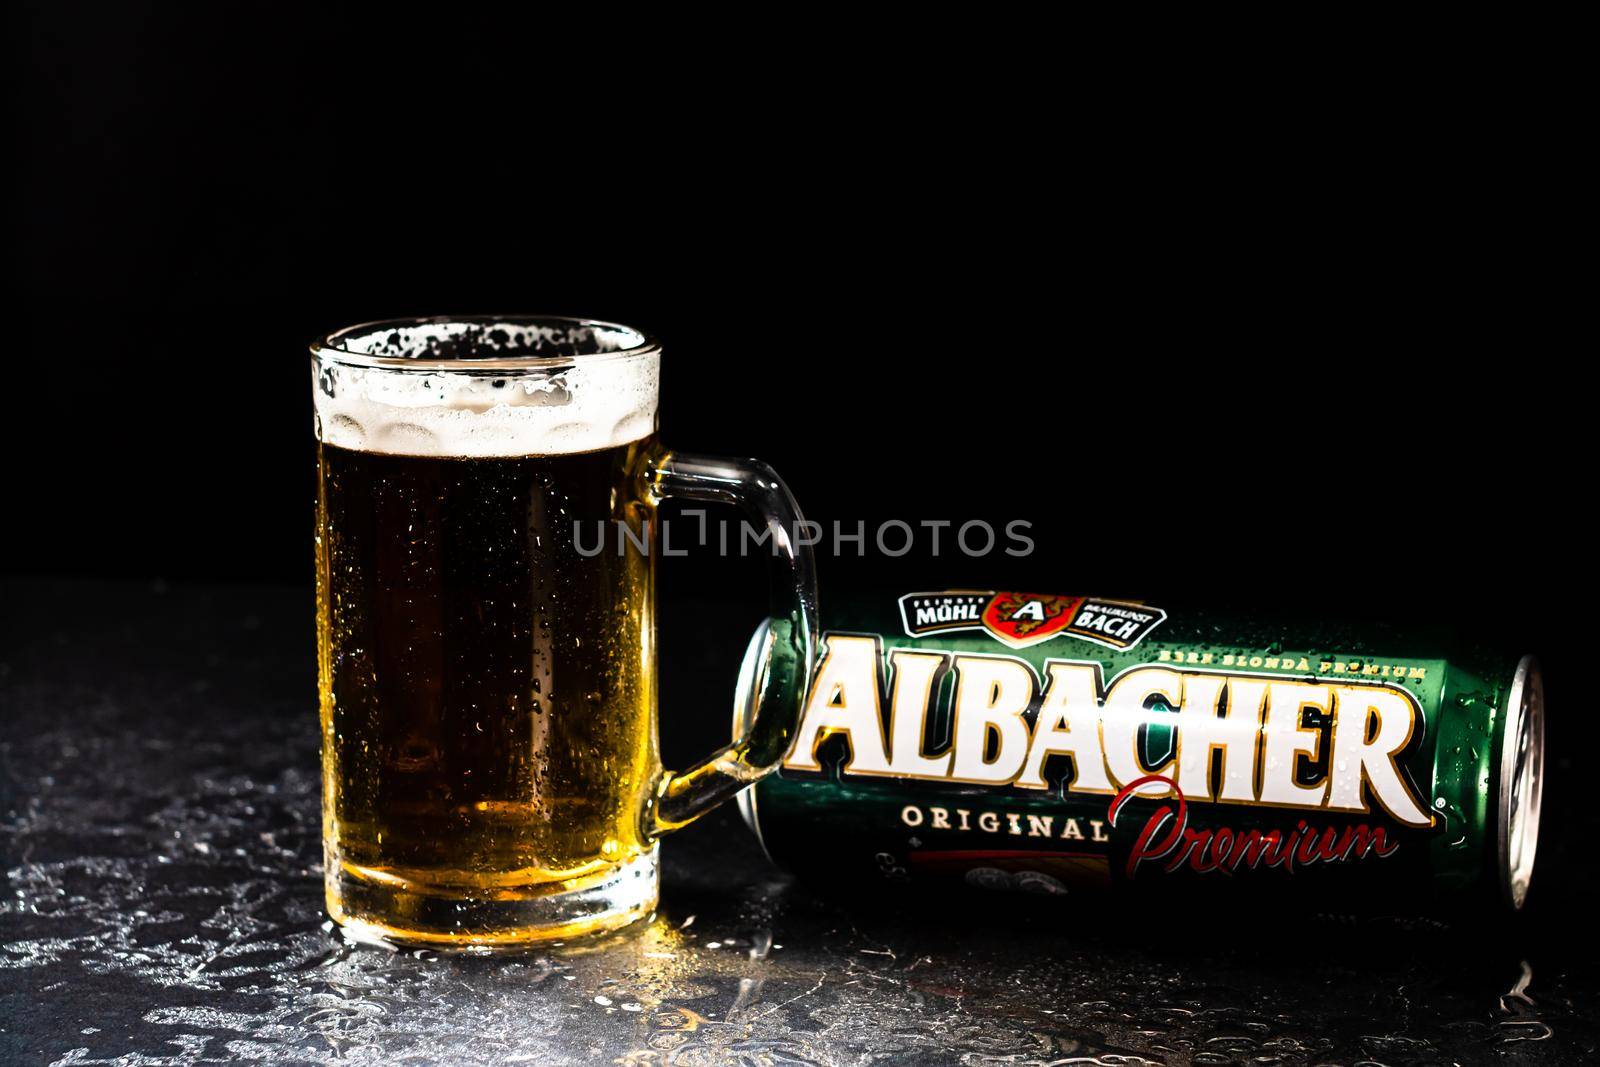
left=732, top=591, right=1545, bottom=910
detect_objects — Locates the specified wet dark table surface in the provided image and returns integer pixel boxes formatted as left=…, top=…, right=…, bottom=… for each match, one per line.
left=3, top=579, right=1596, bottom=1066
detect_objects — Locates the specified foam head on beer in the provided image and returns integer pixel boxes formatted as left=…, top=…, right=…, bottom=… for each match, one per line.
left=313, top=318, right=660, bottom=458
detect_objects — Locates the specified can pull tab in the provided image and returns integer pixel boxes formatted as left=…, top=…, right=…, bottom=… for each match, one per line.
left=641, top=449, right=819, bottom=836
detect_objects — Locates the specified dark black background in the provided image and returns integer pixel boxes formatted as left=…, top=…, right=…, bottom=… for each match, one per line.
left=13, top=16, right=1586, bottom=763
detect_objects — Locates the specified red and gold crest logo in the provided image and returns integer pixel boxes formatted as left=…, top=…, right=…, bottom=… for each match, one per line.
left=980, top=593, right=1085, bottom=648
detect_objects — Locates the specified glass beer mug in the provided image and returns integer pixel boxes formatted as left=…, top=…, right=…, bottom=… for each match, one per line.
left=309, top=316, right=817, bottom=948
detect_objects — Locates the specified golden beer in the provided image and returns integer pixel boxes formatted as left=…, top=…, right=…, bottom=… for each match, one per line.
left=310, top=316, right=816, bottom=949
left=317, top=438, right=659, bottom=945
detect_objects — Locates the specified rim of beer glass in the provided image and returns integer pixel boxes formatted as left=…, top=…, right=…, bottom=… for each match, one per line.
left=309, top=314, right=661, bottom=372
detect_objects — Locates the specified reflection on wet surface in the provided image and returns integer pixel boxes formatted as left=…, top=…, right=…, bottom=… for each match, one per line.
left=3, top=581, right=1596, bottom=1065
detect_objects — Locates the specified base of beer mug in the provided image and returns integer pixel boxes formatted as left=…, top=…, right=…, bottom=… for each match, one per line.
left=325, top=845, right=660, bottom=951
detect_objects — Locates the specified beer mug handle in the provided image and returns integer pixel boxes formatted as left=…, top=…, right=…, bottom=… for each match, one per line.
left=643, top=450, right=819, bottom=834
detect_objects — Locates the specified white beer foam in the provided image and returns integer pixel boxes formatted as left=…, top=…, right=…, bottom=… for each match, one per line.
left=313, top=325, right=659, bottom=458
